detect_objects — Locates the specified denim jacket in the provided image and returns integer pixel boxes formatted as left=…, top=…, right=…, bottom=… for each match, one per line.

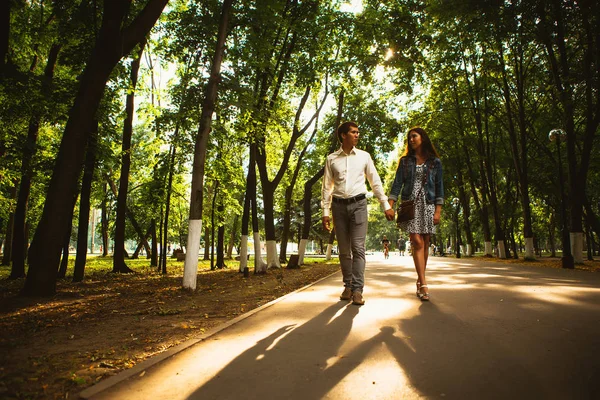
left=388, top=155, right=444, bottom=205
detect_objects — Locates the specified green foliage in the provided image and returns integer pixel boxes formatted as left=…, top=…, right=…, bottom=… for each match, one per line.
left=2, top=0, right=597, bottom=273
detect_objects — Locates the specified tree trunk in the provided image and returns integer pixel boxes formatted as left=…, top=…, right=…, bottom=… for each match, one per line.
left=158, top=204, right=164, bottom=269
left=239, top=145, right=253, bottom=272
left=298, top=88, right=343, bottom=265
left=256, top=85, right=325, bottom=269
left=24, top=0, right=168, bottom=296
left=11, top=44, right=61, bottom=279
left=216, top=203, right=226, bottom=269
left=73, top=120, right=99, bottom=282
left=183, top=0, right=234, bottom=290
left=210, top=181, right=219, bottom=270
left=279, top=184, right=293, bottom=264
left=548, top=206, right=557, bottom=257
left=240, top=143, right=266, bottom=273
left=2, top=185, right=17, bottom=266
left=280, top=112, right=321, bottom=264
left=57, top=228, right=70, bottom=279
left=101, top=184, right=109, bottom=257
left=497, top=37, right=535, bottom=259
left=227, top=215, right=238, bottom=260
left=132, top=223, right=152, bottom=259
left=536, top=1, right=599, bottom=263
left=113, top=39, right=146, bottom=273
left=0, top=0, right=10, bottom=73
left=585, top=223, right=593, bottom=261
left=456, top=174, right=474, bottom=256
left=161, top=136, right=179, bottom=273
left=150, top=219, right=158, bottom=266
left=455, top=58, right=494, bottom=255
left=57, top=193, right=78, bottom=279
left=203, top=227, right=211, bottom=261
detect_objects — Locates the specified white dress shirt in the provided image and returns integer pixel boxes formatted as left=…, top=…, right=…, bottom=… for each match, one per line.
left=321, top=146, right=391, bottom=217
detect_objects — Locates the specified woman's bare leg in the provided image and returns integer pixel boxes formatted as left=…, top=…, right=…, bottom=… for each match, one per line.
left=410, top=233, right=427, bottom=288
left=423, top=234, right=431, bottom=270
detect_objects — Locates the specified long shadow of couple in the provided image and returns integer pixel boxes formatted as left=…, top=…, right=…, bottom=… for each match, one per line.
left=186, top=300, right=362, bottom=399
left=187, top=298, right=549, bottom=400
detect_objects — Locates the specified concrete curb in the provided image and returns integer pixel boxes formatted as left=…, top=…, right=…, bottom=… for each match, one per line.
left=78, top=269, right=339, bottom=399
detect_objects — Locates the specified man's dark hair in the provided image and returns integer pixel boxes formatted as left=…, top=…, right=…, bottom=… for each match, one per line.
left=337, top=121, right=358, bottom=143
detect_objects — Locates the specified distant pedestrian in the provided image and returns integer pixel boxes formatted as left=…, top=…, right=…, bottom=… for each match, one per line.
left=388, top=127, right=444, bottom=301
left=382, top=235, right=390, bottom=259
left=322, top=122, right=395, bottom=305
left=397, top=236, right=407, bottom=256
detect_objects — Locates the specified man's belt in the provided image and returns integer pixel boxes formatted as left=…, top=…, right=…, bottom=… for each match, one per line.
left=332, top=193, right=366, bottom=204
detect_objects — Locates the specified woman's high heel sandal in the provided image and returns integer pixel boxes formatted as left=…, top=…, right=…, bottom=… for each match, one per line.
left=419, top=284, right=430, bottom=301
left=416, top=281, right=421, bottom=298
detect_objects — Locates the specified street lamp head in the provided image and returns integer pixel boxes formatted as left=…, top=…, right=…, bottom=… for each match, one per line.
left=548, top=128, right=566, bottom=142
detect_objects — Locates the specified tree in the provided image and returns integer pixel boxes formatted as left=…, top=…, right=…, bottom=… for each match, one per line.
left=113, top=38, right=147, bottom=274
left=535, top=0, right=600, bottom=263
left=24, top=0, right=168, bottom=296
left=73, top=120, right=99, bottom=282
left=183, top=0, right=234, bottom=290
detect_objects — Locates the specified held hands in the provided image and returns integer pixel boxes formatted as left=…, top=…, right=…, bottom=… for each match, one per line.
left=384, top=208, right=395, bottom=221
left=322, top=216, right=331, bottom=232
left=385, top=199, right=396, bottom=222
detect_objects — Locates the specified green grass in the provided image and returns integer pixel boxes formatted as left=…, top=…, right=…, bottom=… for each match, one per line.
left=0, top=254, right=337, bottom=281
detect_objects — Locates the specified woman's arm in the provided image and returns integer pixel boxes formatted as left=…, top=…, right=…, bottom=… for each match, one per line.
left=433, top=204, right=442, bottom=225
left=434, top=158, right=444, bottom=205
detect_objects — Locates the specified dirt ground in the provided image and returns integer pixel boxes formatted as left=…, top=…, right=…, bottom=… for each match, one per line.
left=0, top=257, right=340, bottom=400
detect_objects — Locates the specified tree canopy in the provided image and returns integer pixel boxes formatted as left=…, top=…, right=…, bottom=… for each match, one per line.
left=1, top=0, right=598, bottom=295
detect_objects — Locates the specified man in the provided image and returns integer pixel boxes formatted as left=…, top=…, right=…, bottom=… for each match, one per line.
left=397, top=235, right=406, bottom=256
left=322, top=122, right=395, bottom=305
left=382, top=235, right=390, bottom=259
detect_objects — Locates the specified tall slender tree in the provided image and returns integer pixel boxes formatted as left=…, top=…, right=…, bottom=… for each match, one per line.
left=183, top=0, right=234, bottom=290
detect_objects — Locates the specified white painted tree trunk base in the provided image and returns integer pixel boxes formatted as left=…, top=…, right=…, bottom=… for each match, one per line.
left=239, top=235, right=248, bottom=272
left=460, top=245, right=465, bottom=255
left=484, top=241, right=493, bottom=256
left=326, top=244, right=332, bottom=260
left=525, top=237, right=535, bottom=259
left=253, top=232, right=267, bottom=272
left=466, top=244, right=473, bottom=256
left=298, top=239, right=308, bottom=265
left=266, top=240, right=281, bottom=269
left=497, top=240, right=507, bottom=259
left=183, top=219, right=202, bottom=290
left=571, top=232, right=583, bottom=264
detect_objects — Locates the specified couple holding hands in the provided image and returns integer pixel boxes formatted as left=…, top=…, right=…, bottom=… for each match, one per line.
left=321, top=122, right=444, bottom=305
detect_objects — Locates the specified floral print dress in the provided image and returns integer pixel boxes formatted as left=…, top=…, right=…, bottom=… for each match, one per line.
left=398, top=164, right=436, bottom=234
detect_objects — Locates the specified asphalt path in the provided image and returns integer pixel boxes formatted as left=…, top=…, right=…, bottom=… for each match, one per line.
left=79, top=255, right=600, bottom=399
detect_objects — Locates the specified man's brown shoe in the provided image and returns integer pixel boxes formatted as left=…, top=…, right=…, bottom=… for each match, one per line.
left=352, top=291, right=365, bottom=305
left=340, top=287, right=352, bottom=300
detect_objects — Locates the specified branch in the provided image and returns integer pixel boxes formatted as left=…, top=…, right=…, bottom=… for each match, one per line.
left=122, top=0, right=169, bottom=57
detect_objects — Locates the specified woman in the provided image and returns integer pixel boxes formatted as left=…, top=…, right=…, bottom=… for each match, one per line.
left=388, top=127, right=444, bottom=301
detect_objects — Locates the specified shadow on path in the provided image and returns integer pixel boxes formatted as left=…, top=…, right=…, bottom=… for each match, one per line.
left=187, top=301, right=361, bottom=399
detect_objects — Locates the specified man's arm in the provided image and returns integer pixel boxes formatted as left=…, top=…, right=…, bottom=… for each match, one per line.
left=364, top=153, right=395, bottom=221
left=321, top=156, right=334, bottom=231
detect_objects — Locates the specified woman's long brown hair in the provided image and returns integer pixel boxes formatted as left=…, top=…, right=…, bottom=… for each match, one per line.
left=401, top=127, right=440, bottom=159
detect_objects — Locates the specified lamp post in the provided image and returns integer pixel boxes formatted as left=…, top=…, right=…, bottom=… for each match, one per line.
left=548, top=129, right=574, bottom=269
left=452, top=197, right=461, bottom=259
